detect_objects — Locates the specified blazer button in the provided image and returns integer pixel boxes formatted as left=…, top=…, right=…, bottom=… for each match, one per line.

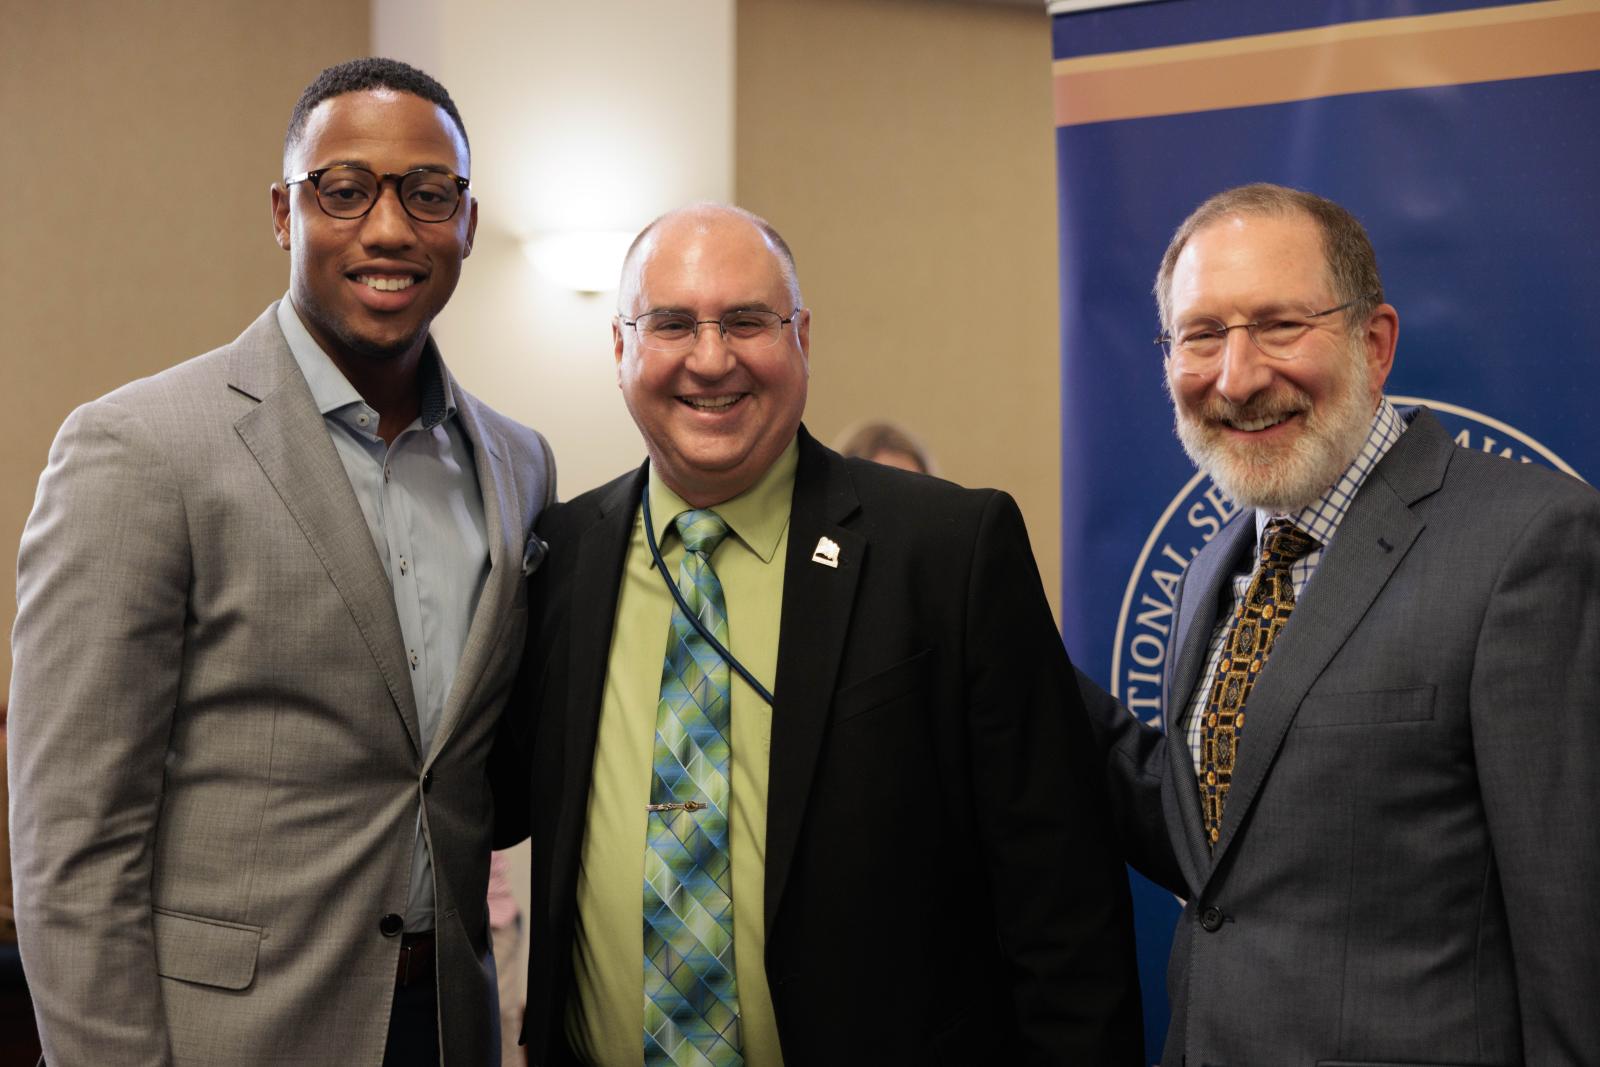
left=1199, top=905, right=1225, bottom=932
left=379, top=913, right=404, bottom=937
left=422, top=770, right=434, bottom=793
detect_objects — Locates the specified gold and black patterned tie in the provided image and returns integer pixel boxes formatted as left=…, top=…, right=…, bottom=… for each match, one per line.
left=1198, top=519, right=1318, bottom=849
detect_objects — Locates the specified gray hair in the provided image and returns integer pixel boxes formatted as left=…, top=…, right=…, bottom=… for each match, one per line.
left=1154, top=183, right=1383, bottom=333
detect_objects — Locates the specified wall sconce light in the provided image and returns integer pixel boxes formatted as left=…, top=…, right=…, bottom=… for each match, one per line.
left=522, top=230, right=637, bottom=294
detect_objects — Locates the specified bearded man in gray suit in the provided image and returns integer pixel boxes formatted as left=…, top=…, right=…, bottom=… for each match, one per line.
left=1088, top=184, right=1600, bottom=1066
left=8, top=58, right=554, bottom=1066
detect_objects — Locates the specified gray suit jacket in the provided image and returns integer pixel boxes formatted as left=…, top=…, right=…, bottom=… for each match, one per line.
left=8, top=304, right=555, bottom=1066
left=1090, top=409, right=1600, bottom=1066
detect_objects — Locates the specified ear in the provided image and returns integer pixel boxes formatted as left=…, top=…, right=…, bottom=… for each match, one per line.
left=1362, top=302, right=1399, bottom=398
left=462, top=196, right=478, bottom=259
left=796, top=307, right=812, bottom=375
left=612, top=318, right=626, bottom=385
left=270, top=183, right=291, bottom=251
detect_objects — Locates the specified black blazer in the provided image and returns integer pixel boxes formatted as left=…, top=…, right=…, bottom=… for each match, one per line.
left=514, top=427, right=1141, bottom=1066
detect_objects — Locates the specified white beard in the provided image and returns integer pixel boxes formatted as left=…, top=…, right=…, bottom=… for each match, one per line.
left=1172, top=345, right=1376, bottom=513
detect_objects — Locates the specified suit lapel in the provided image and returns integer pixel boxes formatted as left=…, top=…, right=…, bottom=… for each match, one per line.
left=1164, top=516, right=1255, bottom=885
left=549, top=469, right=644, bottom=914
left=425, top=387, right=520, bottom=763
left=763, top=430, right=864, bottom=935
left=229, top=308, right=421, bottom=751
left=1201, top=411, right=1452, bottom=878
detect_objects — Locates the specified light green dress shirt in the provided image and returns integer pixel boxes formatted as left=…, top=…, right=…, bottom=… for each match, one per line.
left=568, top=440, right=798, bottom=1067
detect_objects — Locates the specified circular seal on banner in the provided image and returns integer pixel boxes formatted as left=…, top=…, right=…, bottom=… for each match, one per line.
left=1108, top=397, right=1583, bottom=729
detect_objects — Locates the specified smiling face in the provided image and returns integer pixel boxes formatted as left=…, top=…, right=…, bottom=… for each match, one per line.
left=1165, top=212, right=1397, bottom=512
left=271, top=89, right=476, bottom=373
left=615, top=209, right=810, bottom=507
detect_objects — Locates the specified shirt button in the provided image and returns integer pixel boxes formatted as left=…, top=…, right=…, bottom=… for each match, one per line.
left=409, top=649, right=419, bottom=670
left=384, top=466, right=392, bottom=483
left=399, top=557, right=408, bottom=576
left=379, top=913, right=403, bottom=937
left=1200, top=905, right=1225, bottom=932
left=356, top=413, right=370, bottom=426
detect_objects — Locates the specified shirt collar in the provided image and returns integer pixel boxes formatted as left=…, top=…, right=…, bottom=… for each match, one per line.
left=276, top=295, right=458, bottom=430
left=647, top=436, right=799, bottom=565
left=1255, top=396, right=1407, bottom=546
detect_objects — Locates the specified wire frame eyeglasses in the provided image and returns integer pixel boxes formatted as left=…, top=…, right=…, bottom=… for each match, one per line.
left=1156, top=295, right=1375, bottom=368
left=621, top=309, right=801, bottom=352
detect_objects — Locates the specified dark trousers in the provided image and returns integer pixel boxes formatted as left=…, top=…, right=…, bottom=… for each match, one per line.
left=381, top=970, right=440, bottom=1067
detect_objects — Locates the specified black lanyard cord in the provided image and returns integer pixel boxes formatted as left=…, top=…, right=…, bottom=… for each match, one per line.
left=641, top=483, right=777, bottom=707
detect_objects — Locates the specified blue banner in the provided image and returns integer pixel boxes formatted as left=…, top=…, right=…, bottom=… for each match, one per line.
left=1052, top=0, right=1600, bottom=1054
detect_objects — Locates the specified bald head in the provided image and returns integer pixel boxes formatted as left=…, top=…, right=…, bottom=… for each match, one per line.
left=618, top=204, right=801, bottom=314
left=612, top=202, right=811, bottom=507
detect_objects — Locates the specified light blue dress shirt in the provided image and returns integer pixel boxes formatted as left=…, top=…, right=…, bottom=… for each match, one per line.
left=277, top=297, right=489, bottom=932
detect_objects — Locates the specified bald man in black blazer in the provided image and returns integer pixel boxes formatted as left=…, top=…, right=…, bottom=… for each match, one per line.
left=510, top=205, right=1141, bottom=1067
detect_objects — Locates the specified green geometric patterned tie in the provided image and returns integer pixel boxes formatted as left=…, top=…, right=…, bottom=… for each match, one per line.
left=643, top=509, right=743, bottom=1067
left=1198, top=519, right=1318, bottom=849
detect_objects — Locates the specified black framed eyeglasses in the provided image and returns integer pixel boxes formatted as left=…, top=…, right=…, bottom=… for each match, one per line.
left=621, top=309, right=802, bottom=352
left=1156, top=293, right=1376, bottom=368
left=284, top=166, right=470, bottom=223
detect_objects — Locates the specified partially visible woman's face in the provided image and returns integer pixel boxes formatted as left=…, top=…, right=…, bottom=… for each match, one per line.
left=869, top=448, right=926, bottom=474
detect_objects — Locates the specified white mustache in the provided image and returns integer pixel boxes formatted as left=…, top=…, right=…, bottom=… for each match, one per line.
left=1198, top=387, right=1313, bottom=426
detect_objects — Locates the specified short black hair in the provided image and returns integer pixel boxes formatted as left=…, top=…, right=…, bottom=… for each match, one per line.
left=284, top=57, right=468, bottom=166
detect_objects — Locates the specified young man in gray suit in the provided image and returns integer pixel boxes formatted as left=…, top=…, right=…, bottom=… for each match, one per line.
left=1089, top=183, right=1600, bottom=1065
left=8, top=58, right=554, bottom=1066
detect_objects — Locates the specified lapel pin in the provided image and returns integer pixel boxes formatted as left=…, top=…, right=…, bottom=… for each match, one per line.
left=811, top=536, right=840, bottom=568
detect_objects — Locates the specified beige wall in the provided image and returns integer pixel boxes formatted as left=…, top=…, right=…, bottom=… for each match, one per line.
left=736, top=0, right=1064, bottom=615
left=1, top=1, right=370, bottom=693
left=388, top=0, right=738, bottom=508
left=3, top=0, right=1066, bottom=689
